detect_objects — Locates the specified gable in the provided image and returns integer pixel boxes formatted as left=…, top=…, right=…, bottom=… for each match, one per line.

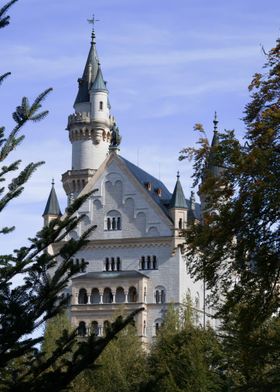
left=72, top=153, right=173, bottom=241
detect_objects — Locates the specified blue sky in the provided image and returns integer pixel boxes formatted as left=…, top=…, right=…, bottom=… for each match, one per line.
left=1, top=0, right=279, bottom=253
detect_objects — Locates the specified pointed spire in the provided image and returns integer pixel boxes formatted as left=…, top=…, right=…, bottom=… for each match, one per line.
left=206, top=112, right=222, bottom=177
left=43, top=180, right=62, bottom=217
left=91, top=65, right=108, bottom=92
left=74, top=29, right=100, bottom=105
left=170, top=172, right=187, bottom=209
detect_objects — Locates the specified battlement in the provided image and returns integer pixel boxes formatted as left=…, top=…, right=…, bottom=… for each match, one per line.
left=67, top=112, right=91, bottom=128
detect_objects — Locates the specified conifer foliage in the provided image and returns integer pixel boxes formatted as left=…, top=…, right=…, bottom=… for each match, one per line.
left=180, top=40, right=280, bottom=390
left=0, top=2, right=141, bottom=391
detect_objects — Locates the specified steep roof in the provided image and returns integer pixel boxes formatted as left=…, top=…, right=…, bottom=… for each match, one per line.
left=43, top=182, right=62, bottom=217
left=91, top=66, right=108, bottom=92
left=169, top=173, right=187, bottom=209
left=203, top=113, right=223, bottom=179
left=119, top=156, right=172, bottom=217
left=74, top=31, right=100, bottom=105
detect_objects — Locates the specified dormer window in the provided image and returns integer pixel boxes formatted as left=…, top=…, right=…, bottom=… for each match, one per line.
left=155, top=187, right=162, bottom=197
left=144, top=182, right=152, bottom=191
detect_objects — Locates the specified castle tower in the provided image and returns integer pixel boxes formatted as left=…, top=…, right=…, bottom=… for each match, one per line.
left=199, top=113, right=222, bottom=215
left=169, top=172, right=188, bottom=249
left=62, top=29, right=115, bottom=204
left=42, top=180, right=62, bottom=226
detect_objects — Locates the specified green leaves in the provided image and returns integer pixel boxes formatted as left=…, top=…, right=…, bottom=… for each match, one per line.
left=12, top=88, right=53, bottom=126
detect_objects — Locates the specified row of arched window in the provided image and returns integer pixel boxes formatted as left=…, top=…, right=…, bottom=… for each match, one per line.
left=77, top=286, right=166, bottom=305
left=77, top=318, right=164, bottom=337
left=104, top=257, right=121, bottom=272
left=139, top=256, right=157, bottom=270
left=71, top=258, right=86, bottom=273
left=77, top=286, right=137, bottom=304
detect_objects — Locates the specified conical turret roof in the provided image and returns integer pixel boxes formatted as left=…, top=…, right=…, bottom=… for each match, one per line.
left=43, top=181, right=62, bottom=217
left=91, top=66, right=108, bottom=92
left=203, top=113, right=223, bottom=179
left=74, top=30, right=100, bottom=105
left=169, top=172, right=187, bottom=209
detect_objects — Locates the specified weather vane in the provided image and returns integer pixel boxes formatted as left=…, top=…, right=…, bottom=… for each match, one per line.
left=87, top=14, right=100, bottom=28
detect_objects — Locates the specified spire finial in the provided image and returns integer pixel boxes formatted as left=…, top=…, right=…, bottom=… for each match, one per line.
left=177, top=170, right=180, bottom=180
left=51, top=178, right=55, bottom=187
left=213, top=111, right=218, bottom=132
left=87, top=14, right=100, bottom=44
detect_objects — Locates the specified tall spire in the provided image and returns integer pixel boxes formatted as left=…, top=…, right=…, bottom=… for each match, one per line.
left=74, top=28, right=100, bottom=106
left=43, top=180, right=62, bottom=217
left=170, top=172, right=187, bottom=209
left=207, top=112, right=222, bottom=177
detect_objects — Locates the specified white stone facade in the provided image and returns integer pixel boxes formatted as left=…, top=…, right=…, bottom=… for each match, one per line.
left=49, top=30, right=216, bottom=345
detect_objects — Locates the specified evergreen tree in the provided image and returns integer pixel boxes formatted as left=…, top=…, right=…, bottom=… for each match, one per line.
left=143, top=304, right=225, bottom=392
left=0, top=2, right=142, bottom=391
left=180, top=39, right=280, bottom=390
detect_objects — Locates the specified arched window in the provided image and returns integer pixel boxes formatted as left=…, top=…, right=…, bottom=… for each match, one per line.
left=116, top=257, right=121, bottom=271
left=161, top=290, right=166, bottom=304
left=111, top=258, right=115, bottom=271
left=91, top=288, right=100, bottom=304
left=78, top=321, right=87, bottom=337
left=154, top=318, right=163, bottom=336
left=105, top=210, right=121, bottom=231
left=99, top=101, right=103, bottom=110
left=143, top=320, right=146, bottom=336
left=179, top=218, right=183, bottom=229
left=155, top=290, right=160, bottom=304
left=139, top=256, right=158, bottom=270
left=78, top=288, right=88, bottom=304
left=128, top=286, right=137, bottom=303
left=155, top=286, right=166, bottom=304
left=117, top=217, right=121, bottom=230
left=103, top=320, right=110, bottom=335
left=153, top=256, right=157, bottom=269
left=116, top=287, right=125, bottom=303
left=105, top=258, right=110, bottom=271
left=112, top=217, right=116, bottom=230
left=103, top=287, right=113, bottom=303
left=91, top=321, right=99, bottom=336
left=144, top=286, right=147, bottom=303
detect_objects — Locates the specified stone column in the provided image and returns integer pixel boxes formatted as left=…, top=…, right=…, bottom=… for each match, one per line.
left=112, top=291, right=116, bottom=304
left=100, top=289, right=103, bottom=304
left=87, top=290, right=91, bottom=304
left=124, top=290, right=128, bottom=303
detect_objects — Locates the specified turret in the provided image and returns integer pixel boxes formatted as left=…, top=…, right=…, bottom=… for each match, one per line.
left=42, top=180, right=62, bottom=227
left=199, top=113, right=223, bottom=215
left=169, top=172, right=188, bottom=249
left=62, top=28, right=116, bottom=204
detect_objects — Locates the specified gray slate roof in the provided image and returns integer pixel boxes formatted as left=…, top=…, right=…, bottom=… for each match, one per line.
left=169, top=177, right=187, bottom=209
left=119, top=156, right=201, bottom=221
left=74, top=34, right=100, bottom=105
left=204, top=131, right=223, bottom=178
left=72, top=270, right=149, bottom=281
left=119, top=156, right=172, bottom=218
left=43, top=185, right=62, bottom=216
left=91, top=67, right=108, bottom=92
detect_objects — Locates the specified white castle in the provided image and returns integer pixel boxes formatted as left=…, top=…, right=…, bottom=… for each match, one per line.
left=43, top=27, right=219, bottom=344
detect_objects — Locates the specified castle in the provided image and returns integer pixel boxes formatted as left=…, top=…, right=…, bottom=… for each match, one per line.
left=43, top=27, right=218, bottom=344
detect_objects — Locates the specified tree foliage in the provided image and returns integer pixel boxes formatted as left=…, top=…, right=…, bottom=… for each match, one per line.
left=180, top=39, right=280, bottom=390
left=141, top=303, right=225, bottom=392
left=0, top=2, right=142, bottom=390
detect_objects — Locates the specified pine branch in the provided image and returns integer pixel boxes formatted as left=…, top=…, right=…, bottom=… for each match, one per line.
left=0, top=0, right=17, bottom=29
